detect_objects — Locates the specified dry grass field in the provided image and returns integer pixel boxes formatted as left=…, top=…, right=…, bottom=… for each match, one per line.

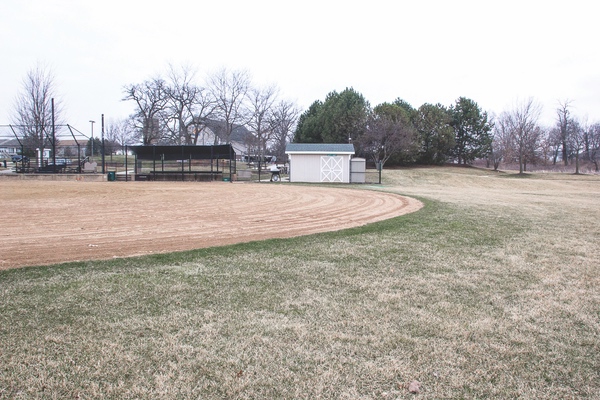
left=0, top=167, right=598, bottom=399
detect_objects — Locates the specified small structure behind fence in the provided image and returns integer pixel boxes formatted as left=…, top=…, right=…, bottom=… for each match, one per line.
left=351, top=158, right=382, bottom=184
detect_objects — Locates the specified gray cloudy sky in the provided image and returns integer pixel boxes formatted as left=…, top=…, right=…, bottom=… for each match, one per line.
left=1, top=0, right=598, bottom=132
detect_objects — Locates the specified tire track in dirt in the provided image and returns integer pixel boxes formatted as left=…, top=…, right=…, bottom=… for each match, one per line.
left=0, top=181, right=422, bottom=269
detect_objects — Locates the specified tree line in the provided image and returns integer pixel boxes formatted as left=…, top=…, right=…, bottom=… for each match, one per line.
left=295, top=88, right=600, bottom=172
left=120, top=65, right=300, bottom=163
left=491, top=99, right=600, bottom=173
left=9, top=64, right=600, bottom=172
left=294, top=88, right=493, bottom=167
left=8, top=64, right=300, bottom=163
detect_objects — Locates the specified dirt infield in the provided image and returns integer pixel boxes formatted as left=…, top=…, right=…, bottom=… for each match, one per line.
left=0, top=181, right=422, bottom=269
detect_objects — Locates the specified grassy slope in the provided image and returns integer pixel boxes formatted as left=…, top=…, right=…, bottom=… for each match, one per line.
left=1, top=167, right=598, bottom=399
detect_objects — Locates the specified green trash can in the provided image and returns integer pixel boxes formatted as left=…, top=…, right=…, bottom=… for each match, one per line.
left=107, top=171, right=116, bottom=181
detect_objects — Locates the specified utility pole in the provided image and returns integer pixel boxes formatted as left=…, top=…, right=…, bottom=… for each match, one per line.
left=101, top=114, right=105, bottom=174
left=52, top=98, right=56, bottom=172
left=89, top=120, right=95, bottom=161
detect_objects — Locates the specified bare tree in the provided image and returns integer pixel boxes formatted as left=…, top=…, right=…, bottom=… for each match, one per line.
left=163, top=65, right=200, bottom=145
left=11, top=63, right=65, bottom=159
left=269, top=100, right=300, bottom=161
left=207, top=68, right=251, bottom=144
left=569, top=118, right=585, bottom=174
left=556, top=100, right=574, bottom=166
left=537, top=126, right=554, bottom=166
left=546, top=126, right=563, bottom=165
left=105, top=118, right=135, bottom=157
left=359, top=108, right=417, bottom=167
left=247, top=84, right=279, bottom=169
left=499, top=98, right=543, bottom=174
left=189, top=88, right=217, bottom=145
left=123, top=77, right=168, bottom=145
left=587, top=122, right=600, bottom=172
left=490, top=114, right=512, bottom=171
left=163, top=64, right=216, bottom=145
left=522, top=125, right=545, bottom=171
left=103, top=121, right=119, bottom=159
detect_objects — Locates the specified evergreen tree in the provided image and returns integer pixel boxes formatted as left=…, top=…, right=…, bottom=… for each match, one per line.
left=415, top=103, right=454, bottom=164
left=449, top=97, right=492, bottom=164
left=293, top=100, right=324, bottom=143
left=86, top=137, right=103, bottom=157
left=293, top=88, right=369, bottom=143
left=320, top=88, right=370, bottom=143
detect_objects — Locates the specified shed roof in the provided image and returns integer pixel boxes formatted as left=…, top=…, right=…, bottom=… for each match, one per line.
left=285, top=143, right=355, bottom=154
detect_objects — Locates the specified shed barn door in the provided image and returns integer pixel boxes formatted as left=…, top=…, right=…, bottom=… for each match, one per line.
left=320, top=156, right=343, bottom=182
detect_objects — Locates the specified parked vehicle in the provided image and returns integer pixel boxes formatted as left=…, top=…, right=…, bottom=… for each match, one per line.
left=11, top=155, right=29, bottom=163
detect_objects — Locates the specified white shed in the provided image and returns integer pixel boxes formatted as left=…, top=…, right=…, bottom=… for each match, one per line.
left=285, top=143, right=355, bottom=183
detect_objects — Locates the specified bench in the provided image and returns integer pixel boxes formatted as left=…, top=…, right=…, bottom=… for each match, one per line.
left=37, top=164, right=67, bottom=173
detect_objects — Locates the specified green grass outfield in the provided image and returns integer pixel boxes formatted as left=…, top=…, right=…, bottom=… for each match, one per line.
left=1, top=167, right=598, bottom=399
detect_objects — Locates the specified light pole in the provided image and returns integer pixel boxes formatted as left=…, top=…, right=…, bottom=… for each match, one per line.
left=89, top=120, right=95, bottom=161
left=101, top=114, right=105, bottom=174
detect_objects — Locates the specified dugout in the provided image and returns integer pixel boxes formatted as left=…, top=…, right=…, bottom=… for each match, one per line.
left=128, top=144, right=236, bottom=182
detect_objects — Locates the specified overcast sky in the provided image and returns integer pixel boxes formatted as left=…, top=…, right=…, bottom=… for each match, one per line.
left=1, top=0, right=598, bottom=134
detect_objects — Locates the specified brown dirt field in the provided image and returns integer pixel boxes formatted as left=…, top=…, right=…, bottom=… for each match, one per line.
left=0, top=181, right=422, bottom=269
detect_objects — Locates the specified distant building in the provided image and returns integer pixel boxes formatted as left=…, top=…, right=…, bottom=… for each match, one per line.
left=194, top=120, right=256, bottom=160
left=0, top=138, right=20, bottom=158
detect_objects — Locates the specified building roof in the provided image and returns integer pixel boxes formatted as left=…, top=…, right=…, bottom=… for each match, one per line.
left=285, top=143, right=355, bottom=154
left=203, top=120, right=253, bottom=143
left=129, top=144, right=236, bottom=160
left=0, top=138, right=21, bottom=147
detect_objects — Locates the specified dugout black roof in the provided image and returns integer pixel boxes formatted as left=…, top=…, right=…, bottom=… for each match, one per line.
left=130, top=145, right=236, bottom=161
